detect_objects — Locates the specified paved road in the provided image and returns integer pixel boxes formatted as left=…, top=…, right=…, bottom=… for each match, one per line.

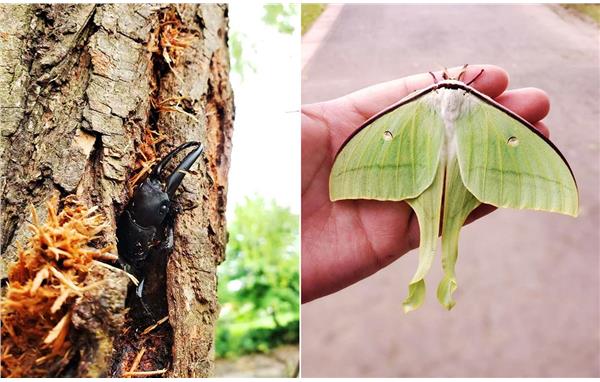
left=301, top=4, right=599, bottom=377
left=214, top=345, right=299, bottom=377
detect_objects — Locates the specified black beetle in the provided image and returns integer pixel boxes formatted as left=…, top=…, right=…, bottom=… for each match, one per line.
left=117, top=141, right=204, bottom=322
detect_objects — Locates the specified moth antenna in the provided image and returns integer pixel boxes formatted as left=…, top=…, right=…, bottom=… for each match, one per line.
left=457, top=64, right=469, bottom=81
left=466, top=69, right=485, bottom=86
left=429, top=71, right=438, bottom=84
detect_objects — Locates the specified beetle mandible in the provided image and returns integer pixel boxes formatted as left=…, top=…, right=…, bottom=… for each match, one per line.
left=117, top=141, right=204, bottom=322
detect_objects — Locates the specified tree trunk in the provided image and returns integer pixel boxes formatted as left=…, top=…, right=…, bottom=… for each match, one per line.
left=0, top=3, right=233, bottom=377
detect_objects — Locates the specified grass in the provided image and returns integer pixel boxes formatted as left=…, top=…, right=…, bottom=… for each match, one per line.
left=301, top=4, right=326, bottom=35
left=561, top=4, right=600, bottom=25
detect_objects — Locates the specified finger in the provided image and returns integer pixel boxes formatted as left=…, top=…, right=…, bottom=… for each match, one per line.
left=464, top=204, right=497, bottom=226
left=534, top=121, right=550, bottom=138
left=494, top=88, right=550, bottom=123
left=333, top=64, right=509, bottom=122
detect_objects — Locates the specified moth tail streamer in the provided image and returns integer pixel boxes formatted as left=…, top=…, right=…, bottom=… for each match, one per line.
left=436, top=157, right=481, bottom=310
left=402, top=163, right=444, bottom=313
left=403, top=279, right=426, bottom=313
left=437, top=275, right=458, bottom=310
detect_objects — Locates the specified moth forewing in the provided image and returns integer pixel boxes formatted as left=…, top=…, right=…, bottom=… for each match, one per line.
left=329, top=95, right=445, bottom=202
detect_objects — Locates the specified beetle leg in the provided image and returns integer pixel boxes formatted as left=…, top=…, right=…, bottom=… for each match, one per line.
left=136, top=281, right=157, bottom=319
left=136, top=278, right=145, bottom=298
left=158, top=226, right=174, bottom=253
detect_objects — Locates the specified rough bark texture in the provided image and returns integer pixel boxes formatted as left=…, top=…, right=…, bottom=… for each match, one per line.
left=0, top=4, right=233, bottom=377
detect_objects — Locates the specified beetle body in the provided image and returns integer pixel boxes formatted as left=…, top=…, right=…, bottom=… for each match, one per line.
left=117, top=141, right=203, bottom=322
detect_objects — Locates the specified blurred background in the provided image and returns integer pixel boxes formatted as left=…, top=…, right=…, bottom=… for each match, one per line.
left=215, top=4, right=299, bottom=377
left=301, top=4, right=599, bottom=377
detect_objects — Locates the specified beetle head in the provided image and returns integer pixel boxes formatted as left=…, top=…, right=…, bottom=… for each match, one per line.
left=130, top=178, right=171, bottom=228
left=128, top=141, right=204, bottom=228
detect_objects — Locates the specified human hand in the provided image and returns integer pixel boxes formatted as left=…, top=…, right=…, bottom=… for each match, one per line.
left=301, top=64, right=551, bottom=303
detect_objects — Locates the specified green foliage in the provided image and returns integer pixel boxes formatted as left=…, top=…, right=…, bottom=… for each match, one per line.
left=229, top=4, right=296, bottom=79
left=216, top=196, right=299, bottom=358
left=228, top=31, right=256, bottom=80
left=216, top=319, right=299, bottom=358
left=561, top=4, right=600, bottom=25
left=301, top=4, right=326, bottom=35
left=263, top=4, right=297, bottom=35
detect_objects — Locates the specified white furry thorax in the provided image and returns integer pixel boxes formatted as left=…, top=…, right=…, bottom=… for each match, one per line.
left=424, top=85, right=476, bottom=161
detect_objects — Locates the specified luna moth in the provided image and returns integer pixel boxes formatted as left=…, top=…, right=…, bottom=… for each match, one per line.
left=329, top=66, right=578, bottom=312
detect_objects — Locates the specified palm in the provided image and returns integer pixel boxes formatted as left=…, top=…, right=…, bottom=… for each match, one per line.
left=301, top=107, right=417, bottom=302
left=301, top=65, right=551, bottom=303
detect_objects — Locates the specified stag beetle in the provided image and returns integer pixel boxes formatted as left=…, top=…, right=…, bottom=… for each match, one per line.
left=117, top=141, right=204, bottom=322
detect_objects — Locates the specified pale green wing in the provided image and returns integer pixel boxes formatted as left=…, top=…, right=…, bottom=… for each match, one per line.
left=455, top=95, right=578, bottom=216
left=436, top=156, right=480, bottom=310
left=330, top=96, right=445, bottom=201
left=329, top=94, right=446, bottom=312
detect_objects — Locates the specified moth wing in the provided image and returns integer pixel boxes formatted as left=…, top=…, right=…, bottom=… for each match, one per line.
left=330, top=95, right=445, bottom=201
left=455, top=94, right=578, bottom=217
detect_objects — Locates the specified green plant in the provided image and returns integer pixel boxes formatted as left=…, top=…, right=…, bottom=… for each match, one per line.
left=216, top=196, right=299, bottom=358
left=263, top=4, right=297, bottom=35
left=301, top=4, right=326, bottom=35
left=561, top=4, right=600, bottom=25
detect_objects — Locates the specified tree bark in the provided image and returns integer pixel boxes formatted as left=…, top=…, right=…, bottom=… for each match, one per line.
left=0, top=3, right=233, bottom=377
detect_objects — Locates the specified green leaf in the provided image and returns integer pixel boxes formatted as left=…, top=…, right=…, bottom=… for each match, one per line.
left=228, top=31, right=256, bottom=79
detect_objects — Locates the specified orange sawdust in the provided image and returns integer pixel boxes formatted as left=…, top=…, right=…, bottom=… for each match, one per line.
left=125, top=346, right=147, bottom=378
left=129, top=8, right=195, bottom=194
left=128, top=124, right=167, bottom=195
left=0, top=195, right=115, bottom=377
left=140, top=316, right=169, bottom=336
left=148, top=7, right=194, bottom=69
left=122, top=368, right=167, bottom=377
left=153, top=96, right=200, bottom=124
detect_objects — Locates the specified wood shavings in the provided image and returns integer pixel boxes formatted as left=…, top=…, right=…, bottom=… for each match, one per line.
left=122, top=368, right=167, bottom=377
left=141, top=316, right=169, bottom=336
left=1, top=195, right=116, bottom=377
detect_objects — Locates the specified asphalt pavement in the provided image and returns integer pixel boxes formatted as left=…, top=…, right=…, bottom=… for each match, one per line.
left=301, top=4, right=600, bottom=377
